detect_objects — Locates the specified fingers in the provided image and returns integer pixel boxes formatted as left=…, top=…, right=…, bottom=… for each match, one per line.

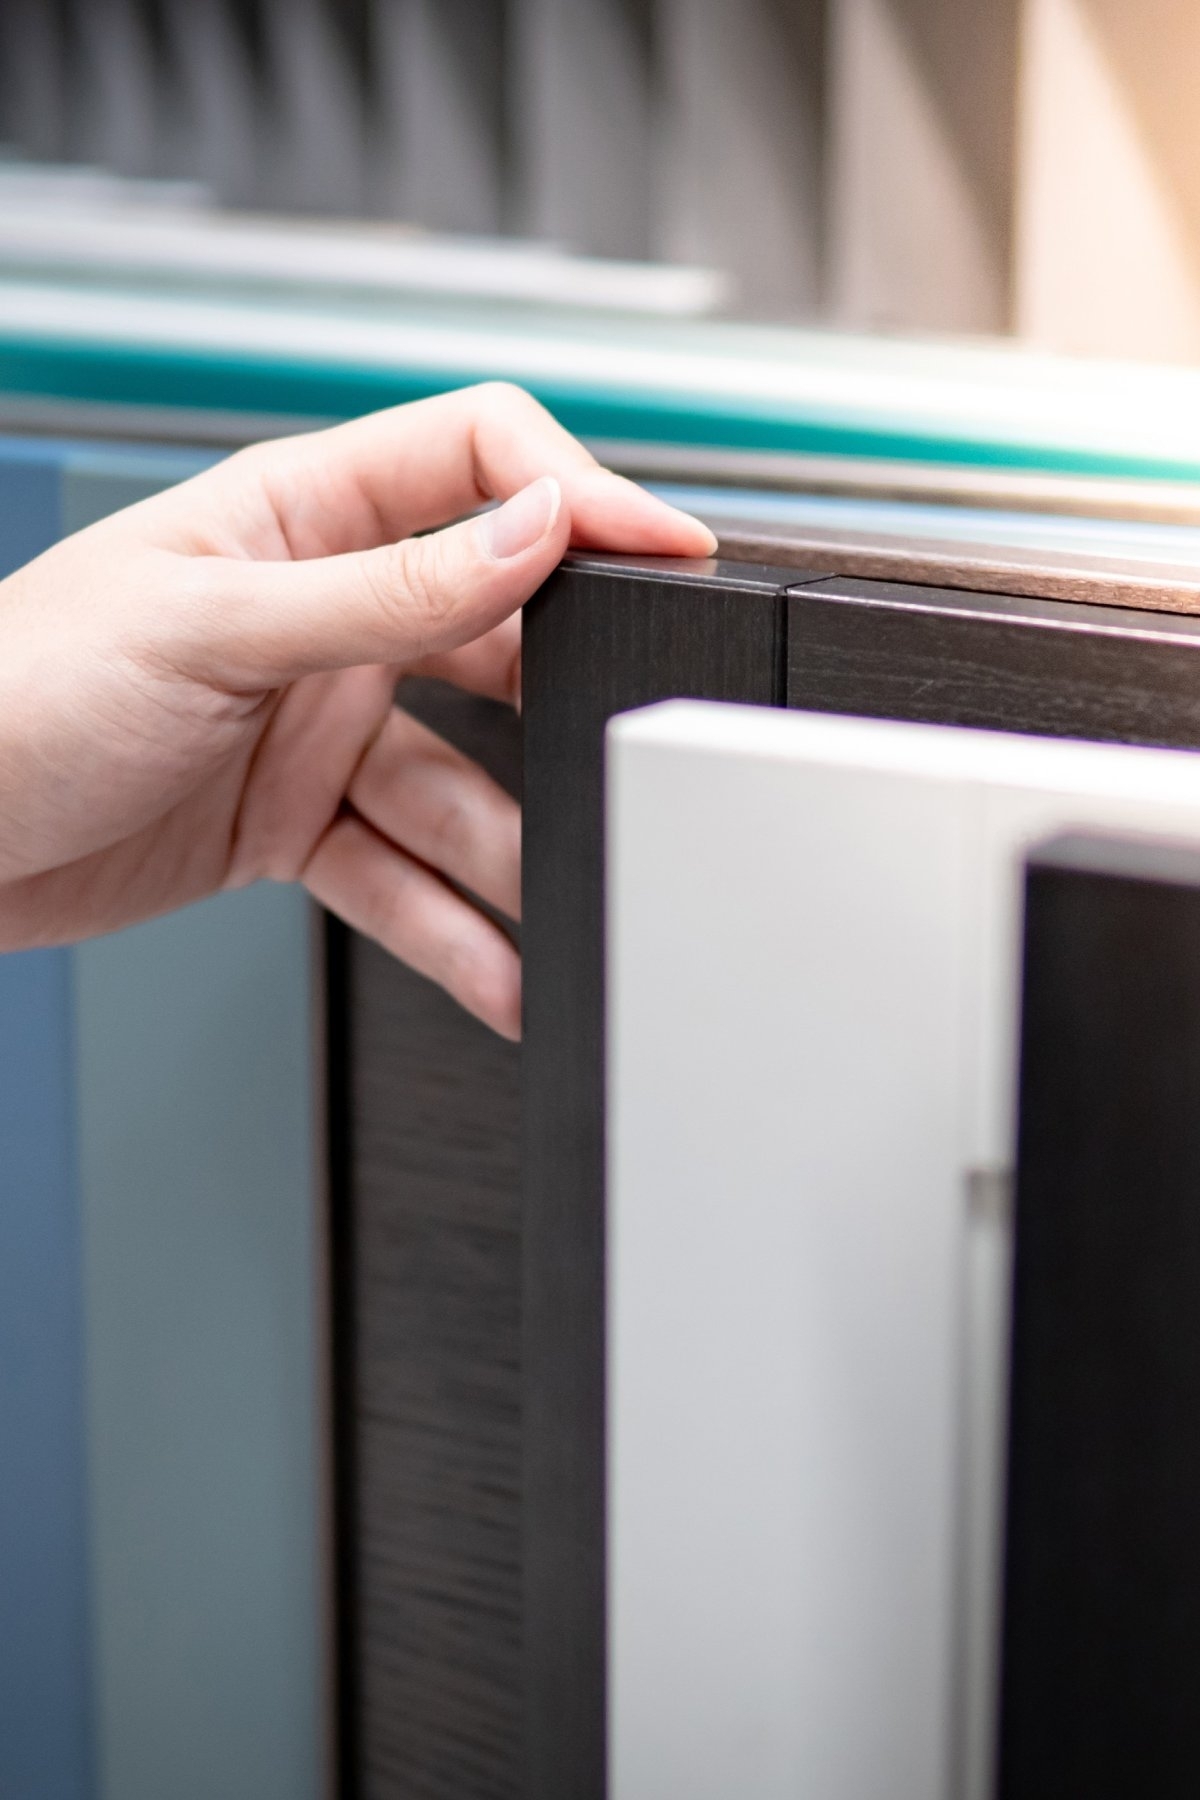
left=171, top=473, right=566, bottom=689
left=553, top=466, right=719, bottom=557
left=408, top=613, right=522, bottom=706
left=349, top=708, right=521, bottom=921
left=302, top=812, right=521, bottom=1039
left=205, top=381, right=717, bottom=560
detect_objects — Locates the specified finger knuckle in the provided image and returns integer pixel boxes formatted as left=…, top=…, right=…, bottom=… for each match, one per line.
left=473, top=378, right=542, bottom=424
left=427, top=784, right=478, bottom=866
left=218, top=440, right=277, bottom=493
left=368, top=535, right=457, bottom=636
left=439, top=930, right=494, bottom=1010
left=359, top=854, right=413, bottom=949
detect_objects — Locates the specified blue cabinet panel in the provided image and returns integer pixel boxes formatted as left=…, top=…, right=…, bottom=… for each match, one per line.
left=62, top=450, right=323, bottom=1800
left=0, top=446, right=94, bottom=1800
left=74, top=888, right=321, bottom=1800
left=0, top=951, right=94, bottom=1800
left=60, top=445, right=215, bottom=536
left=0, top=441, right=63, bottom=569
left=0, top=439, right=322, bottom=1800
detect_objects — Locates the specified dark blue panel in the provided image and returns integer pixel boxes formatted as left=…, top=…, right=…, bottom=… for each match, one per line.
left=0, top=440, right=63, bottom=574
left=0, top=951, right=93, bottom=1800
left=0, top=442, right=92, bottom=1798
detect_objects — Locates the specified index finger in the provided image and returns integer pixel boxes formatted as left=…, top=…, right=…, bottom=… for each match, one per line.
left=210, top=382, right=718, bottom=561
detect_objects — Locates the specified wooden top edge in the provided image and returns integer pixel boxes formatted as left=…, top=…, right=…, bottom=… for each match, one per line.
left=714, top=525, right=1200, bottom=618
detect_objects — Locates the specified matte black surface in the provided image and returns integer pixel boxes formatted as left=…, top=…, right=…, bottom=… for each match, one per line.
left=1001, top=835, right=1200, bottom=1799
left=521, top=555, right=803, bottom=1800
left=329, top=678, right=523, bottom=1800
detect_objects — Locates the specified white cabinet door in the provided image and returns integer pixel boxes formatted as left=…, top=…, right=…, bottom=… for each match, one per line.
left=607, top=701, right=1200, bottom=1800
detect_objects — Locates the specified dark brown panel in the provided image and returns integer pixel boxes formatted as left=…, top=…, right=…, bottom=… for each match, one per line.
left=521, top=554, right=808, bottom=1800
left=1002, top=833, right=1200, bottom=1798
left=334, top=565, right=1200, bottom=1800
left=330, top=679, right=523, bottom=1800
left=787, top=576, right=1200, bottom=744
left=717, top=520, right=1200, bottom=613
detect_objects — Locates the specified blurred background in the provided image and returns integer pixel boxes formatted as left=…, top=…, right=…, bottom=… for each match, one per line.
left=7, top=7, right=1200, bottom=1800
left=3, top=0, right=1200, bottom=356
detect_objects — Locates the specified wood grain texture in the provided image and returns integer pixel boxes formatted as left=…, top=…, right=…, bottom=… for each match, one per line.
left=719, top=521, right=1200, bottom=614
left=334, top=563, right=1200, bottom=1800
left=521, top=554, right=807, bottom=1800
left=522, top=556, right=1200, bottom=1800
left=1002, top=836, right=1200, bottom=1799
left=329, top=678, right=523, bottom=1800
left=787, top=575, right=1200, bottom=742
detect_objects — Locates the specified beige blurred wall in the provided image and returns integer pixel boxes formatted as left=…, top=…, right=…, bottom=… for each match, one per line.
left=1014, top=0, right=1200, bottom=362
left=825, top=0, right=1200, bottom=361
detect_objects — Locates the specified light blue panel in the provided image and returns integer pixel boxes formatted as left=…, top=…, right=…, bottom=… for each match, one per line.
left=60, top=445, right=217, bottom=536
left=74, top=885, right=322, bottom=1800
left=1, top=437, right=322, bottom=1800
left=0, top=439, right=65, bottom=566
left=0, top=442, right=95, bottom=1800
left=0, top=952, right=94, bottom=1800
left=62, top=444, right=322, bottom=1800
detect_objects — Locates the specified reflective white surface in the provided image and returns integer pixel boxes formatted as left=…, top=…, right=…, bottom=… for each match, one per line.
left=607, top=702, right=1200, bottom=1800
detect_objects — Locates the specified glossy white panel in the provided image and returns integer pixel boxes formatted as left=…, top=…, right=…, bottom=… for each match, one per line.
left=608, top=701, right=1200, bottom=1800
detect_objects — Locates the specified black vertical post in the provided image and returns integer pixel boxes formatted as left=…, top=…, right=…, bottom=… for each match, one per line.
left=1001, top=830, right=1200, bottom=1800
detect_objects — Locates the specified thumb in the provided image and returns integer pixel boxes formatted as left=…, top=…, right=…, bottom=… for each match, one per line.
left=177, top=475, right=566, bottom=689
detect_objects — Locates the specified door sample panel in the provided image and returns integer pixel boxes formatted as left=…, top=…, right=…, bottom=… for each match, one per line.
left=521, top=553, right=1200, bottom=1800
left=521, top=556, right=805, bottom=1799
left=0, top=947, right=93, bottom=1800
left=0, top=441, right=94, bottom=1800
left=328, top=678, right=524, bottom=1800
left=0, top=434, right=324, bottom=1800
left=607, top=701, right=1200, bottom=1800
left=1001, top=835, right=1200, bottom=1800
left=787, top=576, right=1200, bottom=744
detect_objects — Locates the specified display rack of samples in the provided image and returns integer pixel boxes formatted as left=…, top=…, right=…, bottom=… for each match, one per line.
left=6, top=178, right=1200, bottom=1800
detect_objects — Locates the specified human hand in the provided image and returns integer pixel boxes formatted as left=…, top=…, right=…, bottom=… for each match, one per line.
left=0, top=383, right=714, bottom=1037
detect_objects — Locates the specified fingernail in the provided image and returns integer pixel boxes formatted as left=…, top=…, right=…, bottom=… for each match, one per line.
left=648, top=493, right=718, bottom=555
left=480, top=476, right=561, bottom=560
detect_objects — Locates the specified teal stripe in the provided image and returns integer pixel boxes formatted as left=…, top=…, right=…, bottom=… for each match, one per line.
left=7, top=336, right=1200, bottom=485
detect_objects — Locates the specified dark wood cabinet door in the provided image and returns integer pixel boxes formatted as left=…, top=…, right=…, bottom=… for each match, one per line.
left=520, top=558, right=1200, bottom=1800
left=336, top=555, right=1200, bottom=1800
left=328, top=680, right=523, bottom=1800
left=522, top=557, right=800, bottom=1800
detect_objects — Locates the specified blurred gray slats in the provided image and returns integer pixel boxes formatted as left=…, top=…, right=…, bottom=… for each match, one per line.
left=370, top=0, right=507, bottom=235
left=155, top=0, right=260, bottom=209
left=511, top=0, right=656, bottom=258
left=0, top=0, right=821, bottom=306
left=69, top=0, right=161, bottom=175
left=0, top=0, right=73, bottom=158
left=656, top=0, right=825, bottom=314
left=255, top=0, right=368, bottom=215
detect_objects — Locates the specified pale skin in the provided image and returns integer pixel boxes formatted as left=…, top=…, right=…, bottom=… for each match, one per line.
left=0, top=382, right=715, bottom=1040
